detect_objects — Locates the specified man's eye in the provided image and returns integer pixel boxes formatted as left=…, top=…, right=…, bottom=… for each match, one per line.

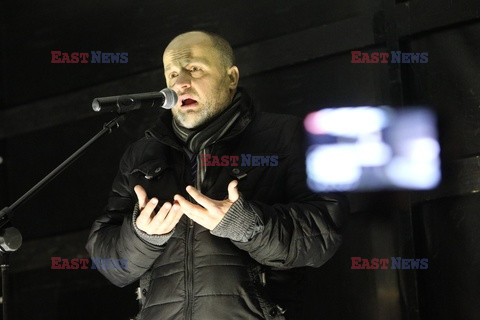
left=169, top=73, right=178, bottom=79
left=190, top=67, right=201, bottom=72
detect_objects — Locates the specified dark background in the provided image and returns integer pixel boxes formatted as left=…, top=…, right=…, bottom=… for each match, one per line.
left=1, top=0, right=480, bottom=319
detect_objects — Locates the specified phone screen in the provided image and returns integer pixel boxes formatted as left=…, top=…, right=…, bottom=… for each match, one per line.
left=304, top=106, right=440, bottom=191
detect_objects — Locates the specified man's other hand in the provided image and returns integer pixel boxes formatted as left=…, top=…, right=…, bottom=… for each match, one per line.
left=174, top=180, right=239, bottom=230
left=134, top=185, right=183, bottom=235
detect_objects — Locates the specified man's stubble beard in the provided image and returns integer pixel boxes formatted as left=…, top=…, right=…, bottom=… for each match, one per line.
left=173, top=107, right=212, bottom=129
left=173, top=85, right=233, bottom=129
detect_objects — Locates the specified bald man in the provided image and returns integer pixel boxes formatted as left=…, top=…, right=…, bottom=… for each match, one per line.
left=86, top=31, right=347, bottom=320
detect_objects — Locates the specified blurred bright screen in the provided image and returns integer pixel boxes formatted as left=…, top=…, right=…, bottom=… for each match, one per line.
left=304, top=106, right=441, bottom=191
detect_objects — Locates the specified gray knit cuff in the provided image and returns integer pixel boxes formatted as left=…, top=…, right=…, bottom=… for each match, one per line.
left=132, top=203, right=174, bottom=246
left=211, top=195, right=264, bottom=243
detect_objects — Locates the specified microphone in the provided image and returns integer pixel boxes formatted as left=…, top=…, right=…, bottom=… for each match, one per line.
left=92, top=88, right=178, bottom=113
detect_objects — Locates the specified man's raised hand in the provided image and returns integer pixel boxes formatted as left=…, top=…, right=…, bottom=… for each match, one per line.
left=134, top=185, right=183, bottom=235
left=174, top=180, right=239, bottom=230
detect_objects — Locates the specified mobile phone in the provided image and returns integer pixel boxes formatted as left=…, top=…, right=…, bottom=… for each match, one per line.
left=304, top=106, right=440, bottom=191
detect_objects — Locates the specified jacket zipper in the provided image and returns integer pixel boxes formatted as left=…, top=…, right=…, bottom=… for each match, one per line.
left=185, top=154, right=198, bottom=319
left=185, top=218, right=194, bottom=319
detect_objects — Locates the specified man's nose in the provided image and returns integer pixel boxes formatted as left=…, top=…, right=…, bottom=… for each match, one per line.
left=174, top=71, right=191, bottom=90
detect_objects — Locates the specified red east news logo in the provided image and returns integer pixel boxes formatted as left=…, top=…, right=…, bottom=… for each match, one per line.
left=351, top=257, right=429, bottom=269
left=51, top=257, right=128, bottom=270
left=51, top=257, right=89, bottom=269
left=351, top=51, right=428, bottom=63
left=51, top=51, right=128, bottom=63
left=201, top=154, right=279, bottom=167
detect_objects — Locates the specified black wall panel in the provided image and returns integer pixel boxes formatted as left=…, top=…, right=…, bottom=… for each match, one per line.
left=2, top=0, right=382, bottom=108
left=240, top=50, right=388, bottom=117
left=406, top=21, right=480, bottom=159
left=414, top=193, right=480, bottom=320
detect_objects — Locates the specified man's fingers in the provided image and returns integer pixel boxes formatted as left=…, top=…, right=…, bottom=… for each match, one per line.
left=227, top=180, right=239, bottom=202
left=163, top=203, right=183, bottom=229
left=150, top=201, right=172, bottom=227
left=135, top=197, right=158, bottom=231
left=134, top=185, right=149, bottom=208
left=174, top=194, right=205, bottom=217
left=140, top=198, right=159, bottom=218
left=185, top=185, right=215, bottom=210
left=132, top=187, right=183, bottom=235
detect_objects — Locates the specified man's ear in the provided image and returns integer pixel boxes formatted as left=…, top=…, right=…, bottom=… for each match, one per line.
left=227, top=66, right=240, bottom=89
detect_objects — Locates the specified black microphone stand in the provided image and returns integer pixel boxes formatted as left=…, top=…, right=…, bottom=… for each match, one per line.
left=0, top=113, right=126, bottom=320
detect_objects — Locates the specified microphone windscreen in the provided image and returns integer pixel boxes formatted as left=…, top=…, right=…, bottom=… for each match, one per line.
left=161, top=88, right=178, bottom=109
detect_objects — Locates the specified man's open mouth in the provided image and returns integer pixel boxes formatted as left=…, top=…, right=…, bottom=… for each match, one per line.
left=181, top=98, right=198, bottom=107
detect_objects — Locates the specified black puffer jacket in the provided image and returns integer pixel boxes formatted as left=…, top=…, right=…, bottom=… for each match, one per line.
left=86, top=90, right=347, bottom=320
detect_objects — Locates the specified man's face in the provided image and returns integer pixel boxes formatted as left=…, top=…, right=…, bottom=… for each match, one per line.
left=163, top=32, right=238, bottom=129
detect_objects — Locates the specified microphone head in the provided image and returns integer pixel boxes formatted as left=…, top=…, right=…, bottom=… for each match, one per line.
left=92, top=98, right=101, bottom=112
left=160, top=88, right=178, bottom=109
